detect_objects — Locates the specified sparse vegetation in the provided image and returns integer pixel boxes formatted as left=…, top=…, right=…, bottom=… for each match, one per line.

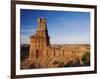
left=29, top=64, right=35, bottom=69
left=81, top=51, right=90, bottom=66
left=21, top=44, right=29, bottom=61
left=58, top=62, right=64, bottom=67
left=64, top=58, right=81, bottom=67
left=21, top=44, right=90, bottom=69
left=53, top=60, right=59, bottom=65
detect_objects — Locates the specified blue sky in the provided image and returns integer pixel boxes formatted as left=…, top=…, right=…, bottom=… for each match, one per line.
left=20, top=9, right=90, bottom=44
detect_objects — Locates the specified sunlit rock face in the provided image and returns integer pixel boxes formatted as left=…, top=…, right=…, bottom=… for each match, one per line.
left=21, top=18, right=90, bottom=69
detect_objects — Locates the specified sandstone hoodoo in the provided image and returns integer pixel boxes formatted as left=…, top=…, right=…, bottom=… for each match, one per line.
left=21, top=18, right=90, bottom=69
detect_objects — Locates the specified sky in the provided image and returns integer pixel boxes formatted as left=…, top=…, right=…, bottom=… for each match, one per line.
left=20, top=9, right=90, bottom=44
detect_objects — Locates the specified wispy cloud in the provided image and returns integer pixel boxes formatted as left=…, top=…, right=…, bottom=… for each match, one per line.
left=50, top=35, right=90, bottom=44
left=21, top=28, right=36, bottom=35
left=20, top=28, right=37, bottom=44
left=20, top=34, right=30, bottom=44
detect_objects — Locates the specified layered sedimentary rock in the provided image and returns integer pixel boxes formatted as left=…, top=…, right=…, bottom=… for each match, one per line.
left=21, top=18, right=90, bottom=69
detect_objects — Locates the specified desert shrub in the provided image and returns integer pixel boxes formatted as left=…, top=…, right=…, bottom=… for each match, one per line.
left=81, top=51, right=90, bottom=66
left=58, top=62, right=64, bottom=67
left=64, top=58, right=81, bottom=67
left=52, top=60, right=64, bottom=67
left=21, top=45, right=29, bottom=61
left=29, top=64, right=35, bottom=69
left=52, top=60, right=59, bottom=65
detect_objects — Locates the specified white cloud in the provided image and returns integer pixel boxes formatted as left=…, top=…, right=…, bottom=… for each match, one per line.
left=50, top=35, right=90, bottom=44
left=20, top=34, right=30, bottom=44
left=21, top=28, right=36, bottom=35
left=20, top=28, right=36, bottom=44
